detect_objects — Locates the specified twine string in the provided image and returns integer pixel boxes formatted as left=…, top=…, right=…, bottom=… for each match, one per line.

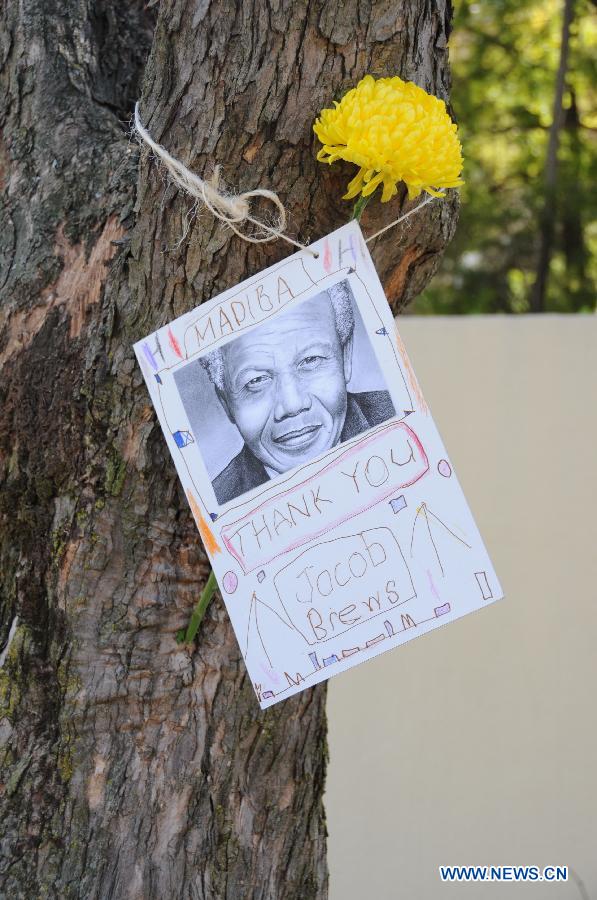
left=133, top=103, right=436, bottom=257
left=364, top=194, right=436, bottom=244
left=134, top=104, right=318, bottom=257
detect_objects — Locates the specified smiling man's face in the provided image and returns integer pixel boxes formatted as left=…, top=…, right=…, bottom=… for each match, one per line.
left=219, top=294, right=353, bottom=474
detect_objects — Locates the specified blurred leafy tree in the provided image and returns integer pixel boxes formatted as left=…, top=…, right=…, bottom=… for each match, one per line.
left=412, top=0, right=597, bottom=314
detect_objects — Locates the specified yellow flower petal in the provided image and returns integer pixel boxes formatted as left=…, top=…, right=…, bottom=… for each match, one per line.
left=343, top=168, right=367, bottom=200
left=361, top=172, right=384, bottom=197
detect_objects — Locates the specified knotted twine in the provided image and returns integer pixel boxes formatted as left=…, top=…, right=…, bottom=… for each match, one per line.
left=133, top=103, right=435, bottom=255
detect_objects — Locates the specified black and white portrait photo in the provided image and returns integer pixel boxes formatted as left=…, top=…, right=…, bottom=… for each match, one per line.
left=174, top=280, right=396, bottom=506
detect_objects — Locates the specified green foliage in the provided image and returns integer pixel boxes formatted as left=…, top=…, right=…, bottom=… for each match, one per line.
left=413, top=0, right=596, bottom=314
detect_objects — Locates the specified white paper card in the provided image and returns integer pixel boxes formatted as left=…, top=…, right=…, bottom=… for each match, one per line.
left=134, top=222, right=503, bottom=708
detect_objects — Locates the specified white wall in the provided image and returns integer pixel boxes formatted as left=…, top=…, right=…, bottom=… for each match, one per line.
left=326, top=315, right=597, bottom=900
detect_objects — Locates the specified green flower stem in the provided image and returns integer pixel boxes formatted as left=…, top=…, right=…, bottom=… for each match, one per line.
left=178, top=568, right=218, bottom=644
left=351, top=195, right=371, bottom=222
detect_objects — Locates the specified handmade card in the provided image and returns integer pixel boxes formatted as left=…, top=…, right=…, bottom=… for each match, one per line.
left=134, top=221, right=503, bottom=708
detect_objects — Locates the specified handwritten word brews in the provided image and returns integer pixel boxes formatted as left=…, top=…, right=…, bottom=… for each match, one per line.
left=274, top=527, right=416, bottom=645
left=221, top=422, right=429, bottom=572
left=184, top=258, right=314, bottom=355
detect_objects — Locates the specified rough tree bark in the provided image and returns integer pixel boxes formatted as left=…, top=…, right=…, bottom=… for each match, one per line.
left=0, top=1, right=457, bottom=897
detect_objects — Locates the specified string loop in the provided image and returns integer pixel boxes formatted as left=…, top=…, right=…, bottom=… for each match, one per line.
left=134, top=104, right=316, bottom=256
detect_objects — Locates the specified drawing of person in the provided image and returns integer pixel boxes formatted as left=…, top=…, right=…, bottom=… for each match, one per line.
left=200, top=282, right=396, bottom=505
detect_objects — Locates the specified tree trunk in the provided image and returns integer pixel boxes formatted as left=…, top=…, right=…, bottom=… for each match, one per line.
left=0, top=2, right=457, bottom=897
left=561, top=88, right=590, bottom=310
left=530, top=0, right=575, bottom=313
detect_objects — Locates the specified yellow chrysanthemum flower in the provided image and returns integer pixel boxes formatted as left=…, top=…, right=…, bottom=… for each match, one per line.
left=313, top=74, right=464, bottom=203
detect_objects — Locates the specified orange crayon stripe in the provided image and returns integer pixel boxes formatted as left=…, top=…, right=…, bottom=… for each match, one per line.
left=187, top=488, right=221, bottom=555
left=393, top=323, right=428, bottom=414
